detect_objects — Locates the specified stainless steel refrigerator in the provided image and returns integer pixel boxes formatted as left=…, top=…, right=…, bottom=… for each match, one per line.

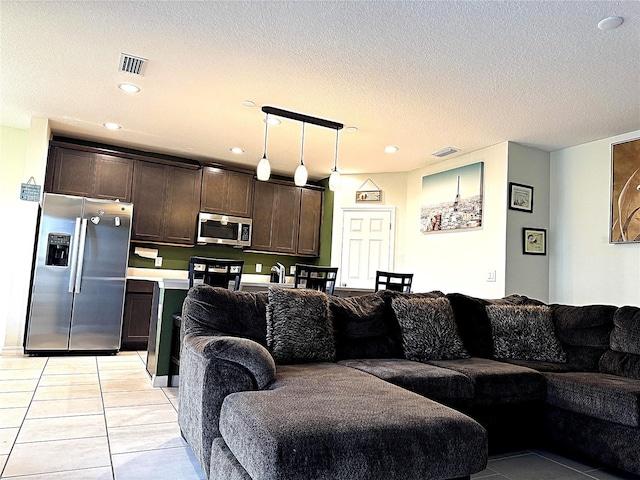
left=25, top=193, right=133, bottom=353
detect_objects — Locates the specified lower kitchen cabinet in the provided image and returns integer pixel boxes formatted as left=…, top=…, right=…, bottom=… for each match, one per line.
left=121, top=280, right=154, bottom=351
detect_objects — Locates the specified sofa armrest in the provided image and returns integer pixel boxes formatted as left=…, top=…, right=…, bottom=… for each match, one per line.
left=177, top=335, right=275, bottom=477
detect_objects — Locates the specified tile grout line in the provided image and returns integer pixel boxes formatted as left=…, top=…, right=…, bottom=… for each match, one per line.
left=531, top=450, right=600, bottom=479
left=97, top=355, right=117, bottom=480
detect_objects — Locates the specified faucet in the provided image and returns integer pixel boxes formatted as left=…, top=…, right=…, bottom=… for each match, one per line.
left=275, top=262, right=286, bottom=283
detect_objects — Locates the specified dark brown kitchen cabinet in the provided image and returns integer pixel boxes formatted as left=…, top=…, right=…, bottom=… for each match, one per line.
left=121, top=280, right=154, bottom=351
left=251, top=181, right=323, bottom=256
left=48, top=147, right=133, bottom=201
left=131, top=161, right=202, bottom=245
left=201, top=167, right=254, bottom=217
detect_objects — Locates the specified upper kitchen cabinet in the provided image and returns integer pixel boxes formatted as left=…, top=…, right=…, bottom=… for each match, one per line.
left=201, top=167, right=254, bottom=218
left=251, top=181, right=323, bottom=256
left=46, top=145, right=133, bottom=202
left=131, top=160, right=202, bottom=245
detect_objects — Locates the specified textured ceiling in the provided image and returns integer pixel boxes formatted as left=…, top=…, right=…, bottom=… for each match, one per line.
left=1, top=1, right=639, bottom=180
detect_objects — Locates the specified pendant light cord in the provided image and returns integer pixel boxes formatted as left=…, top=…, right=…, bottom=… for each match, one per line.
left=262, top=113, right=269, bottom=155
left=333, top=129, right=339, bottom=171
left=300, top=122, right=306, bottom=165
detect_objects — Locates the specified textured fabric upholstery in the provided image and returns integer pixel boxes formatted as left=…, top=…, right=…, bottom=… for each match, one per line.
left=328, top=294, right=395, bottom=359
left=429, top=358, right=545, bottom=406
left=181, top=285, right=268, bottom=345
left=599, top=350, right=640, bottom=380
left=544, top=406, right=640, bottom=475
left=266, top=287, right=335, bottom=364
left=339, top=358, right=474, bottom=409
left=610, top=306, right=640, bottom=355
left=545, top=372, right=640, bottom=428
left=209, top=437, right=253, bottom=480
left=219, top=363, right=487, bottom=480
left=550, top=304, right=616, bottom=371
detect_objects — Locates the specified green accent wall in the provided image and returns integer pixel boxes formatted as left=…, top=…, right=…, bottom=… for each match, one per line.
left=318, top=177, right=334, bottom=266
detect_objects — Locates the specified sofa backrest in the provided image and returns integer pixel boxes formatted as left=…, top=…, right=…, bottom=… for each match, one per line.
left=599, top=305, right=640, bottom=380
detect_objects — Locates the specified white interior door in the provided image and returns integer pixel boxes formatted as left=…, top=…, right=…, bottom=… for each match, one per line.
left=339, top=207, right=395, bottom=289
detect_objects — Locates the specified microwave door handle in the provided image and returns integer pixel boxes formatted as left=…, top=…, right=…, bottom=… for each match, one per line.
left=68, top=217, right=82, bottom=293
left=74, top=218, right=88, bottom=294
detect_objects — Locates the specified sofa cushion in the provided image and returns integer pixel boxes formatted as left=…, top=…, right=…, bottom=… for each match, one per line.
left=429, top=357, right=546, bottom=407
left=545, top=372, right=640, bottom=428
left=599, top=350, right=640, bottom=381
left=392, top=297, right=469, bottom=361
left=329, top=294, right=399, bottom=360
left=339, top=358, right=474, bottom=409
left=487, top=305, right=566, bottom=363
left=610, top=306, right=640, bottom=355
left=550, top=304, right=616, bottom=371
left=266, top=287, right=335, bottom=364
left=181, top=286, right=268, bottom=345
left=219, top=363, right=487, bottom=480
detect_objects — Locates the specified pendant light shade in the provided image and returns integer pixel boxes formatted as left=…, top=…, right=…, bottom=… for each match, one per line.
left=329, top=129, right=341, bottom=191
left=257, top=112, right=271, bottom=181
left=294, top=122, right=308, bottom=186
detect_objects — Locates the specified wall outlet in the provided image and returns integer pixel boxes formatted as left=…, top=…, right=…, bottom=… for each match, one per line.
left=256, top=263, right=262, bottom=273
left=487, top=270, right=496, bottom=282
left=155, top=256, right=163, bottom=267
left=290, top=266, right=296, bottom=275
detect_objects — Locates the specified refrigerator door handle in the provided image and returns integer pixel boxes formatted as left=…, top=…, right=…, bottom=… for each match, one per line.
left=68, top=217, right=82, bottom=293
left=74, top=218, right=88, bottom=294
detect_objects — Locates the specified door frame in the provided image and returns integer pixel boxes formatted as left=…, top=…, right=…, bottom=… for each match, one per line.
left=338, top=206, right=396, bottom=288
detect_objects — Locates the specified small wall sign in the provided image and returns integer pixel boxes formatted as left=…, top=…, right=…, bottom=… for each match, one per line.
left=20, top=177, right=41, bottom=202
left=356, top=178, right=382, bottom=203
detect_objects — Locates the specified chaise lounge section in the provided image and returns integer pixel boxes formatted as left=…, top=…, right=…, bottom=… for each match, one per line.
left=178, top=285, right=640, bottom=479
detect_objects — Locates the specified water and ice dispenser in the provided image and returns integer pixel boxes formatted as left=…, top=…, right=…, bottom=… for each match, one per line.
left=45, top=233, right=71, bottom=267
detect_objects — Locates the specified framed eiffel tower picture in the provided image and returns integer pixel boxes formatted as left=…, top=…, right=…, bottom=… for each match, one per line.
left=420, top=162, right=484, bottom=234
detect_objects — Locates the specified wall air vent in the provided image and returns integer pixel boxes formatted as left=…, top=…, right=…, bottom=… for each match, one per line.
left=118, top=53, right=148, bottom=76
left=431, top=146, right=461, bottom=158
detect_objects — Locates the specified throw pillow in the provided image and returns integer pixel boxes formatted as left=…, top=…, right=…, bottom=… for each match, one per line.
left=487, top=305, right=567, bottom=363
left=391, top=297, right=470, bottom=362
left=266, top=287, right=335, bottom=364
left=610, top=306, right=640, bottom=355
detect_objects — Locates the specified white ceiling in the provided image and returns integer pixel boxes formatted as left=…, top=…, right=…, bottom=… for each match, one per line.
left=2, top=1, right=639, bottom=181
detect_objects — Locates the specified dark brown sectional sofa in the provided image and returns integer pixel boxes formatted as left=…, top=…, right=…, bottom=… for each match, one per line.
left=177, top=285, right=640, bottom=479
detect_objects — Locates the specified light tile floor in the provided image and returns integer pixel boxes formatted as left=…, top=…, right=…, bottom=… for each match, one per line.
left=0, top=351, right=205, bottom=480
left=1, top=351, right=638, bottom=480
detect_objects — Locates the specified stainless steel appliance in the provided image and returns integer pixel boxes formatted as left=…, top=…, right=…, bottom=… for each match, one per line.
left=197, top=212, right=252, bottom=247
left=25, top=193, right=133, bottom=353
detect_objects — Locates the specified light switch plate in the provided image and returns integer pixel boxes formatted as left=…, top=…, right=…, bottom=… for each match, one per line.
left=256, top=263, right=262, bottom=273
left=155, top=256, right=163, bottom=267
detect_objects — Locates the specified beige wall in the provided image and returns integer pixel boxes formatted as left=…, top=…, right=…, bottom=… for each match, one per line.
left=0, top=119, right=50, bottom=354
left=550, top=130, right=640, bottom=306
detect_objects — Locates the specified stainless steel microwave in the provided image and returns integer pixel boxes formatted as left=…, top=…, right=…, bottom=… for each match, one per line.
left=197, top=213, right=252, bottom=247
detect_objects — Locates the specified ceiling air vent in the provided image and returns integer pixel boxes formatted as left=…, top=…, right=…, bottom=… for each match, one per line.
left=431, top=146, right=461, bottom=158
left=118, top=53, right=148, bottom=76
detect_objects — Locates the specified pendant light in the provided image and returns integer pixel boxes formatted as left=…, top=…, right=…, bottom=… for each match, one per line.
left=329, top=128, right=341, bottom=191
left=256, top=113, right=271, bottom=181
left=294, top=122, right=308, bottom=186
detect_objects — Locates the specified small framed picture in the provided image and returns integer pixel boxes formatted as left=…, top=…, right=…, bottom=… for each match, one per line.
left=508, top=182, right=534, bottom=213
left=523, top=228, right=546, bottom=255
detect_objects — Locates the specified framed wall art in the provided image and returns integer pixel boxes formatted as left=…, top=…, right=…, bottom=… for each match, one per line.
left=523, top=227, right=546, bottom=255
left=420, top=162, right=484, bottom=234
left=610, top=137, right=640, bottom=243
left=508, top=182, right=534, bottom=213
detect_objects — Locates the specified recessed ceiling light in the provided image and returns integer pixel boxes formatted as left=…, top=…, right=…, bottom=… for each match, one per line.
left=598, top=16, right=624, bottom=30
left=118, top=82, right=140, bottom=93
left=103, top=122, right=121, bottom=130
left=265, top=117, right=281, bottom=126
left=230, top=147, right=244, bottom=154
left=242, top=100, right=256, bottom=107
left=384, top=145, right=399, bottom=153
left=346, top=126, right=358, bottom=133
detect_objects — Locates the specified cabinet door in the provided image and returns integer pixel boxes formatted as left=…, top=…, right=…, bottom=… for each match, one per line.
left=51, top=148, right=96, bottom=197
left=251, top=181, right=277, bottom=250
left=200, top=167, right=228, bottom=214
left=164, top=167, right=202, bottom=245
left=298, top=188, right=323, bottom=256
left=131, top=161, right=168, bottom=243
left=95, top=154, right=133, bottom=202
left=120, top=280, right=154, bottom=351
left=226, top=171, right=254, bottom=217
left=272, top=185, right=301, bottom=254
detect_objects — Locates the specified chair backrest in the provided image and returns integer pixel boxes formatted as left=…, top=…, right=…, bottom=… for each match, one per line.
left=375, top=271, right=413, bottom=293
left=188, top=257, right=244, bottom=290
left=294, top=264, right=338, bottom=295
